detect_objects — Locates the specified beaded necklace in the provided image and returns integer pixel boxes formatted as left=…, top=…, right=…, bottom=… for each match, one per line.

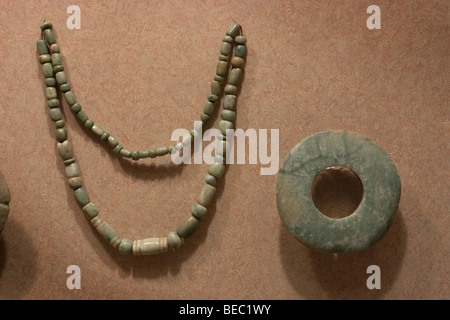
left=37, top=22, right=246, bottom=255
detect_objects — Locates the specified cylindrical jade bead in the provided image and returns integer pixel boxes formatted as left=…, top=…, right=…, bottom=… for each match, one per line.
left=132, top=238, right=168, bottom=256
left=51, top=53, right=62, bottom=66
left=176, top=216, right=200, bottom=238
left=55, top=71, right=67, bottom=85
left=40, top=22, right=53, bottom=31
left=76, top=110, right=89, bottom=124
left=235, top=45, right=247, bottom=58
left=220, top=42, right=232, bottom=55
left=64, top=91, right=77, bottom=106
left=197, top=184, right=216, bottom=207
left=50, top=44, right=60, bottom=53
left=44, top=29, right=56, bottom=45
left=55, top=128, right=67, bottom=142
left=91, top=216, right=121, bottom=249
left=203, top=102, right=215, bottom=115
left=49, top=108, right=62, bottom=122
left=82, top=203, right=99, bottom=219
left=228, top=68, right=242, bottom=86
left=42, top=63, right=53, bottom=78
left=221, top=109, right=236, bottom=121
left=216, top=61, right=228, bottom=77
left=167, top=231, right=183, bottom=250
left=226, top=22, right=241, bottom=38
left=45, top=78, right=57, bottom=87
left=70, top=103, right=82, bottom=113
left=45, top=87, right=57, bottom=100
left=211, top=81, right=221, bottom=96
left=65, top=162, right=80, bottom=178
left=235, top=36, right=247, bottom=45
left=68, top=177, right=83, bottom=190
left=37, top=40, right=49, bottom=55
left=156, top=147, right=168, bottom=156
left=223, top=95, right=236, bottom=110
left=39, top=54, right=51, bottom=64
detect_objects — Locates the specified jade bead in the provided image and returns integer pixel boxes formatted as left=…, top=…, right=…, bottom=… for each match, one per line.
left=50, top=44, right=60, bottom=53
left=37, top=40, right=49, bottom=55
left=231, top=56, right=245, bottom=68
left=235, top=45, right=246, bottom=58
left=211, top=81, right=221, bottom=96
left=70, top=103, right=82, bottom=113
left=40, top=21, right=53, bottom=31
left=220, top=42, right=232, bottom=55
left=148, top=148, right=157, bottom=158
left=176, top=216, right=200, bottom=239
left=107, top=136, right=119, bottom=148
left=223, top=95, right=236, bottom=110
left=235, top=36, right=247, bottom=45
left=118, top=239, right=133, bottom=254
left=65, top=162, right=80, bottom=178
left=84, top=119, right=94, bottom=129
left=201, top=113, right=210, bottom=123
left=64, top=91, right=77, bottom=106
left=156, top=147, right=168, bottom=156
left=131, top=150, right=139, bottom=160
left=224, top=84, right=237, bottom=95
left=91, top=216, right=121, bottom=248
left=57, top=140, right=73, bottom=160
left=49, top=108, right=62, bottom=122
left=82, top=203, right=99, bottom=219
left=56, top=128, right=67, bottom=142
left=55, top=120, right=65, bottom=128
left=132, top=238, right=168, bottom=255
left=76, top=110, right=89, bottom=124
left=55, top=71, right=67, bottom=85
left=120, top=149, right=131, bottom=158
left=68, top=177, right=83, bottom=189
left=216, top=61, right=228, bottom=77
left=45, top=87, right=57, bottom=100
left=205, top=174, right=217, bottom=186
left=39, top=54, right=51, bottom=64
left=191, top=202, right=208, bottom=219
left=218, top=120, right=234, bottom=135
left=44, top=29, right=56, bottom=45
left=208, top=162, right=226, bottom=179
left=42, top=63, right=53, bottom=78
left=112, top=144, right=123, bottom=154
left=60, top=84, right=71, bottom=93
left=223, top=35, right=233, bottom=43
left=53, top=65, right=64, bottom=73
left=214, top=154, right=225, bottom=164
left=74, top=188, right=89, bottom=207
left=100, top=132, right=110, bottom=141
left=45, top=78, right=56, bottom=87
left=197, top=184, right=216, bottom=207
left=91, top=125, right=104, bottom=136
left=203, top=101, right=215, bottom=115
left=63, top=158, right=76, bottom=165
left=229, top=68, right=242, bottom=86
left=167, top=231, right=183, bottom=250
left=138, top=150, right=149, bottom=158
left=47, top=98, right=60, bottom=108
left=214, top=75, right=225, bottom=82
left=219, top=54, right=229, bottom=61
left=168, top=144, right=175, bottom=153
left=221, top=109, right=236, bottom=121
left=51, top=53, right=62, bottom=66
left=226, top=22, right=241, bottom=38
left=207, top=94, right=219, bottom=103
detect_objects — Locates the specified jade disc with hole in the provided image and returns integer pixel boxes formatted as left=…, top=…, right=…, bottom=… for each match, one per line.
left=276, top=130, right=401, bottom=253
left=0, top=172, right=11, bottom=234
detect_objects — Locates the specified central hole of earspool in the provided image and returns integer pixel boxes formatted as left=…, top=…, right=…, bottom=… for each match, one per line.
left=311, top=166, right=364, bottom=219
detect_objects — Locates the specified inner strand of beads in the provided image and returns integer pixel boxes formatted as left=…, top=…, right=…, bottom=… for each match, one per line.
left=38, top=21, right=246, bottom=255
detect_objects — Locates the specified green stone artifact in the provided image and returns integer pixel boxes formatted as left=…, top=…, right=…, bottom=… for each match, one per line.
left=0, top=172, right=11, bottom=234
left=37, top=22, right=246, bottom=256
left=277, top=130, right=401, bottom=253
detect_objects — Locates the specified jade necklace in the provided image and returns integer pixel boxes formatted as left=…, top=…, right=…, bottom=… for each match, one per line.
left=37, top=22, right=246, bottom=255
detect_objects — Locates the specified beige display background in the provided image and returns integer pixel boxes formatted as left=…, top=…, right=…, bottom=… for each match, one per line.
left=0, top=0, right=448, bottom=300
